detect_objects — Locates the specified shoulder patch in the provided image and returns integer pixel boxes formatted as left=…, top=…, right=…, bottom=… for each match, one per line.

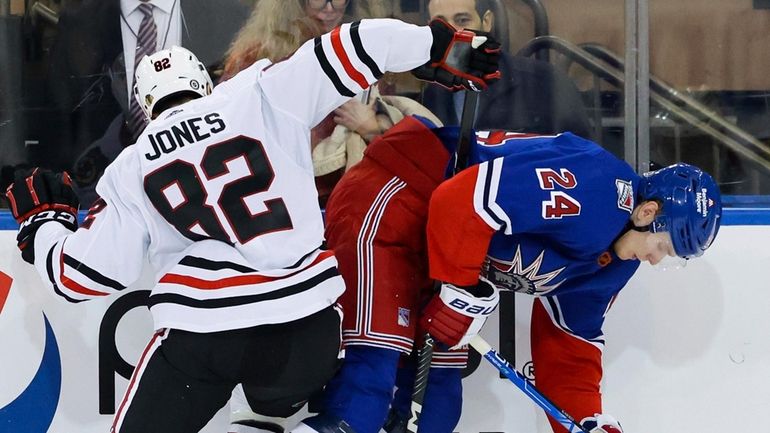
left=615, top=179, right=634, bottom=213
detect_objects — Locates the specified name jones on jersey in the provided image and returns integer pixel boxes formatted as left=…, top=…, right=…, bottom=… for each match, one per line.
left=145, top=112, right=227, bottom=161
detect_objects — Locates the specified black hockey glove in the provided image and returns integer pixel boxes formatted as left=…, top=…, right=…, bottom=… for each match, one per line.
left=412, top=18, right=502, bottom=92
left=4, top=168, right=79, bottom=264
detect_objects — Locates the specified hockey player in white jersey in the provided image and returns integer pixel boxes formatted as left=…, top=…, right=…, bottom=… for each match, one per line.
left=5, top=18, right=501, bottom=433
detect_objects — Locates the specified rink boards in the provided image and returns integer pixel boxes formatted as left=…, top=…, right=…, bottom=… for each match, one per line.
left=0, top=212, right=768, bottom=433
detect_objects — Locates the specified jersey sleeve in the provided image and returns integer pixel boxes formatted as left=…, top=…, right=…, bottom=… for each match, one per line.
left=258, top=18, right=432, bottom=128
left=31, top=153, right=150, bottom=303
left=427, top=164, right=498, bottom=286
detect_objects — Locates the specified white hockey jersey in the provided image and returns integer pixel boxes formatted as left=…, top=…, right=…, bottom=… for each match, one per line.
left=31, top=19, right=432, bottom=332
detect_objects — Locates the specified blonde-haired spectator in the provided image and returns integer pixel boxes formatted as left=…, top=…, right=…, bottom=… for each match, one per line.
left=222, top=0, right=324, bottom=79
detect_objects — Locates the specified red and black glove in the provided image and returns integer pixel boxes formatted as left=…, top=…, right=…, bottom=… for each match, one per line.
left=412, top=18, right=502, bottom=92
left=420, top=278, right=499, bottom=349
left=581, top=414, right=624, bottom=433
left=4, top=168, right=79, bottom=264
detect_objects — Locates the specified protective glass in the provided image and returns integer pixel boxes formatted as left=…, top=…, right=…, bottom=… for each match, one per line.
left=306, top=0, right=350, bottom=11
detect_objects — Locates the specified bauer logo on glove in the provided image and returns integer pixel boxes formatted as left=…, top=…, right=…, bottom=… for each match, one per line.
left=420, top=279, right=499, bottom=349
left=447, top=295, right=497, bottom=315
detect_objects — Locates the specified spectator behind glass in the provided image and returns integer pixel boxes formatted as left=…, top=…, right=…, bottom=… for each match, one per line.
left=221, top=0, right=441, bottom=208
left=307, top=0, right=350, bottom=32
left=47, top=0, right=249, bottom=206
left=423, top=0, right=592, bottom=139
left=221, top=0, right=326, bottom=80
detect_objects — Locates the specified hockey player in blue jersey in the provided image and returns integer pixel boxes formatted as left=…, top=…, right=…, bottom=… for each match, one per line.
left=312, top=117, right=721, bottom=433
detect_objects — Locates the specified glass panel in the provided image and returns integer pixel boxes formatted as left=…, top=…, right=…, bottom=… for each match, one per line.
left=504, top=0, right=629, bottom=160
left=649, top=0, right=770, bottom=204
left=1, top=0, right=630, bottom=210
left=417, top=0, right=621, bottom=152
left=1, top=0, right=257, bottom=208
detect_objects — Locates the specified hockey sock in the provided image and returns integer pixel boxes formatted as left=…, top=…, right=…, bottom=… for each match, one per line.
left=320, top=345, right=400, bottom=433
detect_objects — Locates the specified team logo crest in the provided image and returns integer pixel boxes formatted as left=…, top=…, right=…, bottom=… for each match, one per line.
left=397, top=307, right=410, bottom=327
left=483, top=247, right=566, bottom=295
left=616, top=179, right=634, bottom=213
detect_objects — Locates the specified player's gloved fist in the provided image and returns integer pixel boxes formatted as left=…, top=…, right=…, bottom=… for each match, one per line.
left=412, top=18, right=502, bottom=92
left=581, top=413, right=623, bottom=433
left=5, top=168, right=79, bottom=264
left=420, top=278, right=499, bottom=349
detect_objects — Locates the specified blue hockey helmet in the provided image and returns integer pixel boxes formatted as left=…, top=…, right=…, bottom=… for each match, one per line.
left=639, top=163, right=722, bottom=259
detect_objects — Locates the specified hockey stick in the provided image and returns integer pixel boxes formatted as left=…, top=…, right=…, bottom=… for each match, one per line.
left=469, top=335, right=592, bottom=433
left=453, top=90, right=479, bottom=175
left=406, top=334, right=434, bottom=433
left=407, top=90, right=480, bottom=433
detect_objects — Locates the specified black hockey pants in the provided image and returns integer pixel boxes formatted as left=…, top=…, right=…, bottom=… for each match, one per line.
left=110, top=305, right=342, bottom=433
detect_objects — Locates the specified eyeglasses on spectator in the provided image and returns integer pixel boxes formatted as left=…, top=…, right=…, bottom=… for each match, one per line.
left=306, top=0, right=350, bottom=11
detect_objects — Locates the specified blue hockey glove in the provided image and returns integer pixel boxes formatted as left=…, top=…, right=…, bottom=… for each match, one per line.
left=412, top=19, right=501, bottom=92
left=4, top=168, right=79, bottom=264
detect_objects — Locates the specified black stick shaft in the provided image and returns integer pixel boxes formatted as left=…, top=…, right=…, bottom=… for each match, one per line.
left=407, top=334, right=435, bottom=433
left=410, top=89, right=480, bottom=432
left=454, top=90, right=480, bottom=174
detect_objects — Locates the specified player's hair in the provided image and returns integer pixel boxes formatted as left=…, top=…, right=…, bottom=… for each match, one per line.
left=152, top=92, right=199, bottom=119
left=222, top=0, right=323, bottom=79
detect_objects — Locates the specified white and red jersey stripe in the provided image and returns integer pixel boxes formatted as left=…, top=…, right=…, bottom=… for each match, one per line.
left=30, top=18, right=433, bottom=333
left=149, top=241, right=343, bottom=332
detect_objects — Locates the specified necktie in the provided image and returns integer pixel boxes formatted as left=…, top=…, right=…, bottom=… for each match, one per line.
left=127, top=2, right=157, bottom=141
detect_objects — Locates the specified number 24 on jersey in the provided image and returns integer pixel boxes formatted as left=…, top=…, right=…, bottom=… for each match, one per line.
left=536, top=168, right=581, bottom=220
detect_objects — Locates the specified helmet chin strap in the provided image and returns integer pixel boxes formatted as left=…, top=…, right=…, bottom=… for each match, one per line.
left=610, top=220, right=651, bottom=252
left=624, top=220, right=651, bottom=233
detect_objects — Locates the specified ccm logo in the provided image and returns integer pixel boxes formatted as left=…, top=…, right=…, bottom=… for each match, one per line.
left=22, top=210, right=76, bottom=228
left=448, top=299, right=495, bottom=315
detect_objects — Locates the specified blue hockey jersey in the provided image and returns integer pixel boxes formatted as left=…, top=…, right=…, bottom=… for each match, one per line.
left=428, top=128, right=642, bottom=343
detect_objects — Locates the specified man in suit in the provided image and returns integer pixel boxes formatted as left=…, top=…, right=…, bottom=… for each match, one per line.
left=45, top=0, right=249, bottom=205
left=423, top=0, right=592, bottom=139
